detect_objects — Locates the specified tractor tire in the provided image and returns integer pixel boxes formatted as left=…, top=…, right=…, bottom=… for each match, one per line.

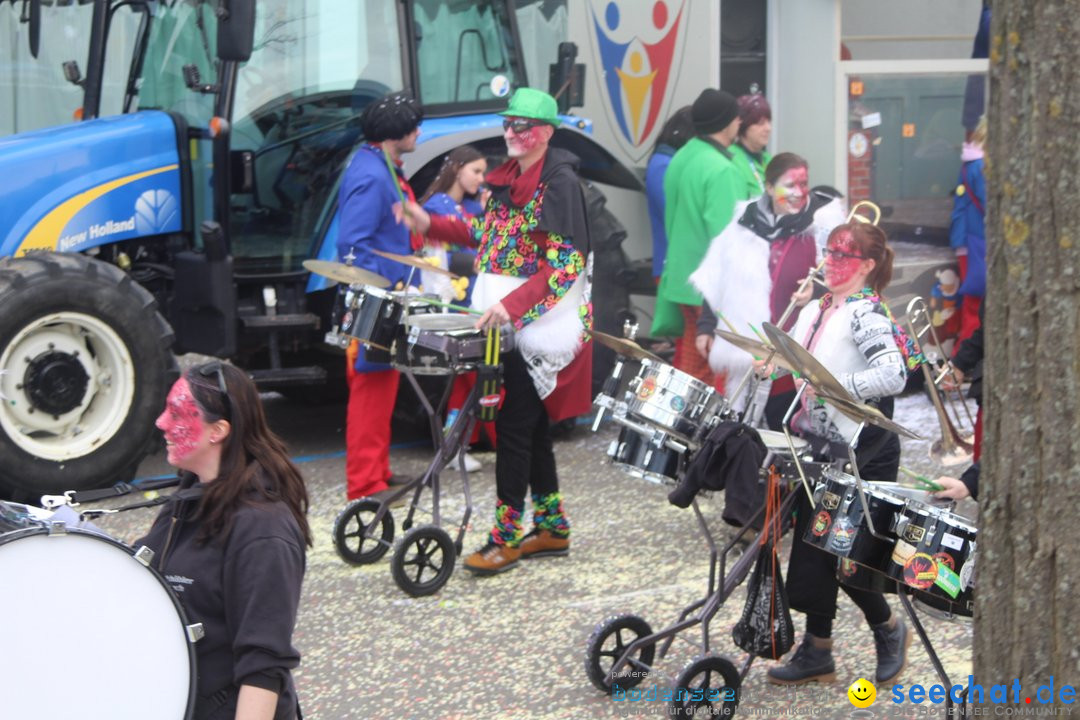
left=0, top=253, right=177, bottom=499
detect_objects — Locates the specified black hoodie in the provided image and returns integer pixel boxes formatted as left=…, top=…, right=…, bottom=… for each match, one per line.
left=136, top=472, right=306, bottom=719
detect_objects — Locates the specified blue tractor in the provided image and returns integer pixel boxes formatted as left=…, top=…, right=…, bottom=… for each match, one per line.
left=0, top=0, right=640, bottom=499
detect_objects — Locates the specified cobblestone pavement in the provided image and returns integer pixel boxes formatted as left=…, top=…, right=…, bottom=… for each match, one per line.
left=85, top=386, right=976, bottom=720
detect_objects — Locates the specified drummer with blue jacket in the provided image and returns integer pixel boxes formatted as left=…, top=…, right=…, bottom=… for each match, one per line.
left=336, top=91, right=423, bottom=502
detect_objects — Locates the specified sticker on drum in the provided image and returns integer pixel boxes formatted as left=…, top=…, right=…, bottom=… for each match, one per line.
left=637, top=377, right=657, bottom=400
left=811, top=510, right=832, bottom=537
left=0, top=526, right=197, bottom=719
left=669, top=395, right=686, bottom=412
left=891, top=539, right=916, bottom=566
left=933, top=552, right=955, bottom=571
left=902, top=552, right=938, bottom=590
left=900, top=523, right=926, bottom=544
left=828, top=517, right=856, bottom=553
left=822, top=491, right=841, bottom=511
left=933, top=561, right=963, bottom=598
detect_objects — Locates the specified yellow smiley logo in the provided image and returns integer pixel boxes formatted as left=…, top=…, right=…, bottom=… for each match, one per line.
left=848, top=677, right=876, bottom=708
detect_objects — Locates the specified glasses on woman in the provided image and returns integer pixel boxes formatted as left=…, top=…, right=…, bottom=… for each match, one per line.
left=195, top=363, right=232, bottom=421
left=825, top=248, right=865, bottom=261
left=502, top=118, right=543, bottom=134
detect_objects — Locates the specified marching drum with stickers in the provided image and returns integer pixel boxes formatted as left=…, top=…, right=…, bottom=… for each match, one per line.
left=804, top=468, right=949, bottom=575
left=624, top=358, right=719, bottom=444
left=888, top=504, right=977, bottom=619
left=0, top=505, right=200, bottom=720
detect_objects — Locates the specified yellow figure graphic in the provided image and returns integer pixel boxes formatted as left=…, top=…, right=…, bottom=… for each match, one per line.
left=848, top=677, right=877, bottom=708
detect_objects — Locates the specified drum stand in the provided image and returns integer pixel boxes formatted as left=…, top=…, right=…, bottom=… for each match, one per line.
left=332, top=364, right=493, bottom=597
left=584, top=471, right=801, bottom=715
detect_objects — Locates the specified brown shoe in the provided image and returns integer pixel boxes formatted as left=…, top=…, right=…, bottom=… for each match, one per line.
left=463, top=541, right=521, bottom=575
left=519, top=528, right=570, bottom=559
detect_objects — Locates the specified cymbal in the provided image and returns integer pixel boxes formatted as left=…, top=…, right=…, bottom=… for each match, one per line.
left=818, top=392, right=923, bottom=440
left=588, top=329, right=664, bottom=363
left=405, top=313, right=477, bottom=331
left=713, top=329, right=797, bottom=373
left=761, top=322, right=851, bottom=401
left=302, top=260, right=390, bottom=288
left=371, top=249, right=460, bottom=279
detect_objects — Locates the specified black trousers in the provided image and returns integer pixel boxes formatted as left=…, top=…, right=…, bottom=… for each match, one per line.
left=494, top=350, right=559, bottom=511
left=786, top=406, right=900, bottom=622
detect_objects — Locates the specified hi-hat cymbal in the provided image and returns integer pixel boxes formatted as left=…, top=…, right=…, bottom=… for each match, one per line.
left=302, top=260, right=390, bottom=288
left=371, top=249, right=460, bottom=278
left=713, top=329, right=797, bottom=373
left=405, top=313, right=477, bottom=331
left=588, top=329, right=664, bottom=363
left=761, top=322, right=851, bottom=400
left=818, top=392, right=923, bottom=440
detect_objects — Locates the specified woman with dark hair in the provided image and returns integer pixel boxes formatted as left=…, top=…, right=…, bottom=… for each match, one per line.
left=690, top=152, right=845, bottom=407
left=645, top=105, right=694, bottom=280
left=731, top=93, right=773, bottom=198
left=766, top=221, right=918, bottom=688
left=419, top=145, right=493, bottom=471
left=137, top=363, right=310, bottom=719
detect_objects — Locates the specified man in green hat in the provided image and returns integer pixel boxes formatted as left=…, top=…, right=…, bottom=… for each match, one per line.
left=407, top=87, right=592, bottom=575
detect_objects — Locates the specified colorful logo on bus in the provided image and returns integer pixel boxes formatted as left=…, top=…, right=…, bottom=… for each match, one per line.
left=587, top=0, right=688, bottom=162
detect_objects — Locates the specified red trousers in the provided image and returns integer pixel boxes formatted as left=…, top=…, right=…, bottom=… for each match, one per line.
left=672, top=305, right=725, bottom=395
left=345, top=366, right=400, bottom=500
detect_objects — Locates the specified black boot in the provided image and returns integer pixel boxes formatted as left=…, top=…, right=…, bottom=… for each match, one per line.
left=872, top=614, right=911, bottom=684
left=766, top=634, right=836, bottom=685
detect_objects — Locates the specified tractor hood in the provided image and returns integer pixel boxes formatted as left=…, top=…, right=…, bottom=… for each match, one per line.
left=0, top=111, right=185, bottom=257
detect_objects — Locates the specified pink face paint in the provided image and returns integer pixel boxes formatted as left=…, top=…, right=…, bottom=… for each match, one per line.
left=824, top=229, right=864, bottom=289
left=156, top=378, right=204, bottom=463
left=504, top=117, right=542, bottom=158
left=772, top=166, right=809, bottom=215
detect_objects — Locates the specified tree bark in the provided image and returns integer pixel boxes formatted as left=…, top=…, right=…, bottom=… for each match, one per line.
left=977, top=0, right=1080, bottom=689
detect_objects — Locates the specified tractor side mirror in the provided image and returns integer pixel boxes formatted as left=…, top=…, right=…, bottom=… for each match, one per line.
left=62, top=60, right=84, bottom=87
left=549, top=42, right=585, bottom=113
left=216, top=0, right=256, bottom=63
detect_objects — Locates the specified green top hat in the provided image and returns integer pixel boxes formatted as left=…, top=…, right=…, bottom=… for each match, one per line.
left=498, top=87, right=561, bottom=127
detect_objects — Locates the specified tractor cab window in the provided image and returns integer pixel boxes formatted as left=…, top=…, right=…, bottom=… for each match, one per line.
left=412, top=0, right=525, bottom=111
left=137, top=0, right=218, bottom=127
left=226, top=0, right=405, bottom=273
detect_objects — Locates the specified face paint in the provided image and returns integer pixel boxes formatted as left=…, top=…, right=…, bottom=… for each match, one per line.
left=504, top=116, right=543, bottom=158
left=771, top=166, right=809, bottom=215
left=156, top=378, right=205, bottom=464
left=824, top=229, right=864, bottom=289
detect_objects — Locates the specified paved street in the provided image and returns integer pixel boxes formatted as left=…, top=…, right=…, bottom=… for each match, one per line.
left=89, top=386, right=976, bottom=719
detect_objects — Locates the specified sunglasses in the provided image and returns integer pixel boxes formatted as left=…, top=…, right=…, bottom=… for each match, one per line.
left=502, top=118, right=544, bottom=134
left=825, top=248, right=865, bottom=261
left=194, top=362, right=232, bottom=422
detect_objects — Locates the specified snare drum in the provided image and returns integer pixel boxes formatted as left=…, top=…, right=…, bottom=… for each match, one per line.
left=888, top=504, right=976, bottom=618
left=804, top=469, right=945, bottom=574
left=607, top=426, right=684, bottom=487
left=0, top=525, right=198, bottom=719
left=624, top=359, right=717, bottom=443
left=393, top=325, right=513, bottom=375
left=758, top=429, right=810, bottom=460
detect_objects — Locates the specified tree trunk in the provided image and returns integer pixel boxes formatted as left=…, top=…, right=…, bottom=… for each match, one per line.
left=977, top=0, right=1080, bottom=690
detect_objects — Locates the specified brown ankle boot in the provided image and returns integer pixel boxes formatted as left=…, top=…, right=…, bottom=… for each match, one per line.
left=519, top=528, right=570, bottom=559
left=463, top=541, right=521, bottom=575
left=766, top=634, right=837, bottom=685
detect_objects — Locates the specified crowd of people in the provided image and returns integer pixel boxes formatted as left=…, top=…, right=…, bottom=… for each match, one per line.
left=73, top=84, right=984, bottom=716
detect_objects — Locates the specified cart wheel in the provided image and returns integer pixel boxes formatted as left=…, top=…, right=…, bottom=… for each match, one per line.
left=584, top=614, right=656, bottom=693
left=332, top=499, right=394, bottom=565
left=391, top=525, right=456, bottom=597
left=668, top=655, right=740, bottom=718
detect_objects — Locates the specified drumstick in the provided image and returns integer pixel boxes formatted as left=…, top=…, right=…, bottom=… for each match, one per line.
left=382, top=148, right=414, bottom=221
left=410, top=295, right=483, bottom=316
left=898, top=465, right=945, bottom=492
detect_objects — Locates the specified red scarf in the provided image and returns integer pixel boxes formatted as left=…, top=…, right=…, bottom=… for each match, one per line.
left=486, top=153, right=547, bottom=207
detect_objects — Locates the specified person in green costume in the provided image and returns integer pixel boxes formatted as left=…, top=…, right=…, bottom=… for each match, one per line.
left=652, top=88, right=741, bottom=390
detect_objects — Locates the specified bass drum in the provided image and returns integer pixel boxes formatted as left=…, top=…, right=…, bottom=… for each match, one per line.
left=0, top=524, right=198, bottom=720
